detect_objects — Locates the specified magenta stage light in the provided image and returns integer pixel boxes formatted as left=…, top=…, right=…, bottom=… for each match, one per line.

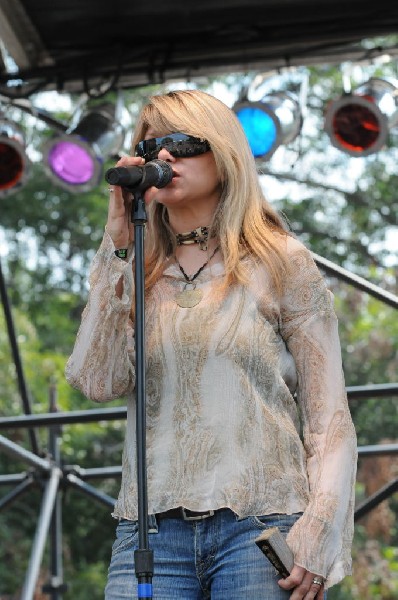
left=42, top=103, right=125, bottom=193
left=43, top=134, right=102, bottom=192
left=46, top=140, right=96, bottom=185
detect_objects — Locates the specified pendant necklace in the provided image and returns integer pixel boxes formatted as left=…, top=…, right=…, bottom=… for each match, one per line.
left=174, top=246, right=219, bottom=308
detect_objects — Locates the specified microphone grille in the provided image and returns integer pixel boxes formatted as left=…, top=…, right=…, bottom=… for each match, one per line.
left=148, top=159, right=173, bottom=188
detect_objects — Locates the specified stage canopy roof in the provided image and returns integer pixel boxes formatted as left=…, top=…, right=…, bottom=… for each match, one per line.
left=0, top=0, right=398, bottom=96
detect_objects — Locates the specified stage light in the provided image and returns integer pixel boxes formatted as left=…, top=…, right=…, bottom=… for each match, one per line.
left=324, top=78, right=398, bottom=157
left=233, top=92, right=302, bottom=160
left=42, top=103, right=125, bottom=193
left=0, top=115, right=29, bottom=196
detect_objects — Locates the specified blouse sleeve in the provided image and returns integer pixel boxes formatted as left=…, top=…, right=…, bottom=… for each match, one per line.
left=280, top=236, right=357, bottom=588
left=65, top=229, right=136, bottom=402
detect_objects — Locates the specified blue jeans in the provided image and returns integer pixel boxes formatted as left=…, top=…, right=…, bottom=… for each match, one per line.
left=105, top=509, right=303, bottom=599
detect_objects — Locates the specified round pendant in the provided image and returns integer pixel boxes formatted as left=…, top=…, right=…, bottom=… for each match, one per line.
left=175, top=288, right=203, bottom=308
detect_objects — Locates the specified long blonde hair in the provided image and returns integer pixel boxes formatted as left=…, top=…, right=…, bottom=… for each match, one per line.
left=131, top=89, right=290, bottom=293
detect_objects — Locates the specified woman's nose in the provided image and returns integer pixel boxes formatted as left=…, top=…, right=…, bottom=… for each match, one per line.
left=157, top=147, right=175, bottom=161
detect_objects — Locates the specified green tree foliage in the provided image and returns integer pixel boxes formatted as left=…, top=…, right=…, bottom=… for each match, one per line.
left=0, top=59, right=397, bottom=596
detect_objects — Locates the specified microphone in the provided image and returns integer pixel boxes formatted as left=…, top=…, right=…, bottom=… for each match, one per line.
left=105, top=159, right=173, bottom=192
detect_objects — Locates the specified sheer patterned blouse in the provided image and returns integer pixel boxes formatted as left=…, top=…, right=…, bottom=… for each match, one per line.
left=65, top=229, right=357, bottom=589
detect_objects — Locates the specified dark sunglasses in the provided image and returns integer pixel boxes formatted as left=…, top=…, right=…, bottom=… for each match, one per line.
left=135, top=132, right=210, bottom=163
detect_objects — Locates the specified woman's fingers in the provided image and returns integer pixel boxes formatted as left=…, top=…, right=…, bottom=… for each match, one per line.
left=278, top=565, right=325, bottom=599
left=315, top=582, right=325, bottom=599
left=108, top=185, right=126, bottom=214
left=106, top=156, right=145, bottom=247
left=278, top=564, right=305, bottom=592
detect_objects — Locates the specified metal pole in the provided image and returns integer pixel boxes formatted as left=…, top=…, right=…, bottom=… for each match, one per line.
left=354, top=478, right=398, bottom=521
left=21, top=467, right=61, bottom=600
left=0, top=472, right=28, bottom=485
left=0, top=257, right=39, bottom=453
left=313, top=251, right=398, bottom=309
left=66, top=473, right=116, bottom=508
left=0, top=406, right=127, bottom=429
left=67, top=465, right=122, bottom=480
left=358, top=443, right=398, bottom=456
left=346, top=383, right=398, bottom=399
left=0, top=434, right=51, bottom=471
left=0, top=475, right=34, bottom=511
left=46, top=383, right=65, bottom=600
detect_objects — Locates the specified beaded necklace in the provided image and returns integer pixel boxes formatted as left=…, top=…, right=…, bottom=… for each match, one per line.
left=175, top=226, right=210, bottom=251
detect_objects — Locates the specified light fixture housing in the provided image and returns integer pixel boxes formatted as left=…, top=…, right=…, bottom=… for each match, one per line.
left=0, top=116, right=29, bottom=196
left=324, top=78, right=398, bottom=157
left=233, top=91, right=302, bottom=160
left=42, top=103, right=125, bottom=193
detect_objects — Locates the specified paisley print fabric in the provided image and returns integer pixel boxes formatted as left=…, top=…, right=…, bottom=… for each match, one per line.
left=65, top=230, right=357, bottom=589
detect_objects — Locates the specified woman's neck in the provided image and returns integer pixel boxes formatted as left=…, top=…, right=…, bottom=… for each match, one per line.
left=167, top=203, right=217, bottom=235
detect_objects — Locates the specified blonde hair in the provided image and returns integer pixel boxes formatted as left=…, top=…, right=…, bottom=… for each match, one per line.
left=131, top=89, right=289, bottom=293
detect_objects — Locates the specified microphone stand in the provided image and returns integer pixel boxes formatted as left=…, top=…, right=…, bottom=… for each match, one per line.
left=131, top=188, right=153, bottom=600
left=105, top=160, right=172, bottom=599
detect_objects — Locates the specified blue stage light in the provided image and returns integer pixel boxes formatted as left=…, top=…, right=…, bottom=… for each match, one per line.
left=234, top=92, right=302, bottom=160
left=234, top=105, right=278, bottom=158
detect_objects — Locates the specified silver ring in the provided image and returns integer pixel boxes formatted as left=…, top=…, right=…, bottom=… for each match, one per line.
left=108, top=187, right=115, bottom=193
left=312, top=576, right=324, bottom=587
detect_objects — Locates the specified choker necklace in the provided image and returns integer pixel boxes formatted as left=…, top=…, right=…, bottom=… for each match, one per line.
left=174, top=246, right=219, bottom=308
left=175, top=226, right=209, bottom=251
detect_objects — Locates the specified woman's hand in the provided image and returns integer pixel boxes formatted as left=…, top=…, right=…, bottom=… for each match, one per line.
left=106, top=155, right=146, bottom=249
left=278, top=564, right=325, bottom=599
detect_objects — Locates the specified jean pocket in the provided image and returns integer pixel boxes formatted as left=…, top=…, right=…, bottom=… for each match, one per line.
left=249, top=512, right=303, bottom=533
left=112, top=519, right=139, bottom=556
